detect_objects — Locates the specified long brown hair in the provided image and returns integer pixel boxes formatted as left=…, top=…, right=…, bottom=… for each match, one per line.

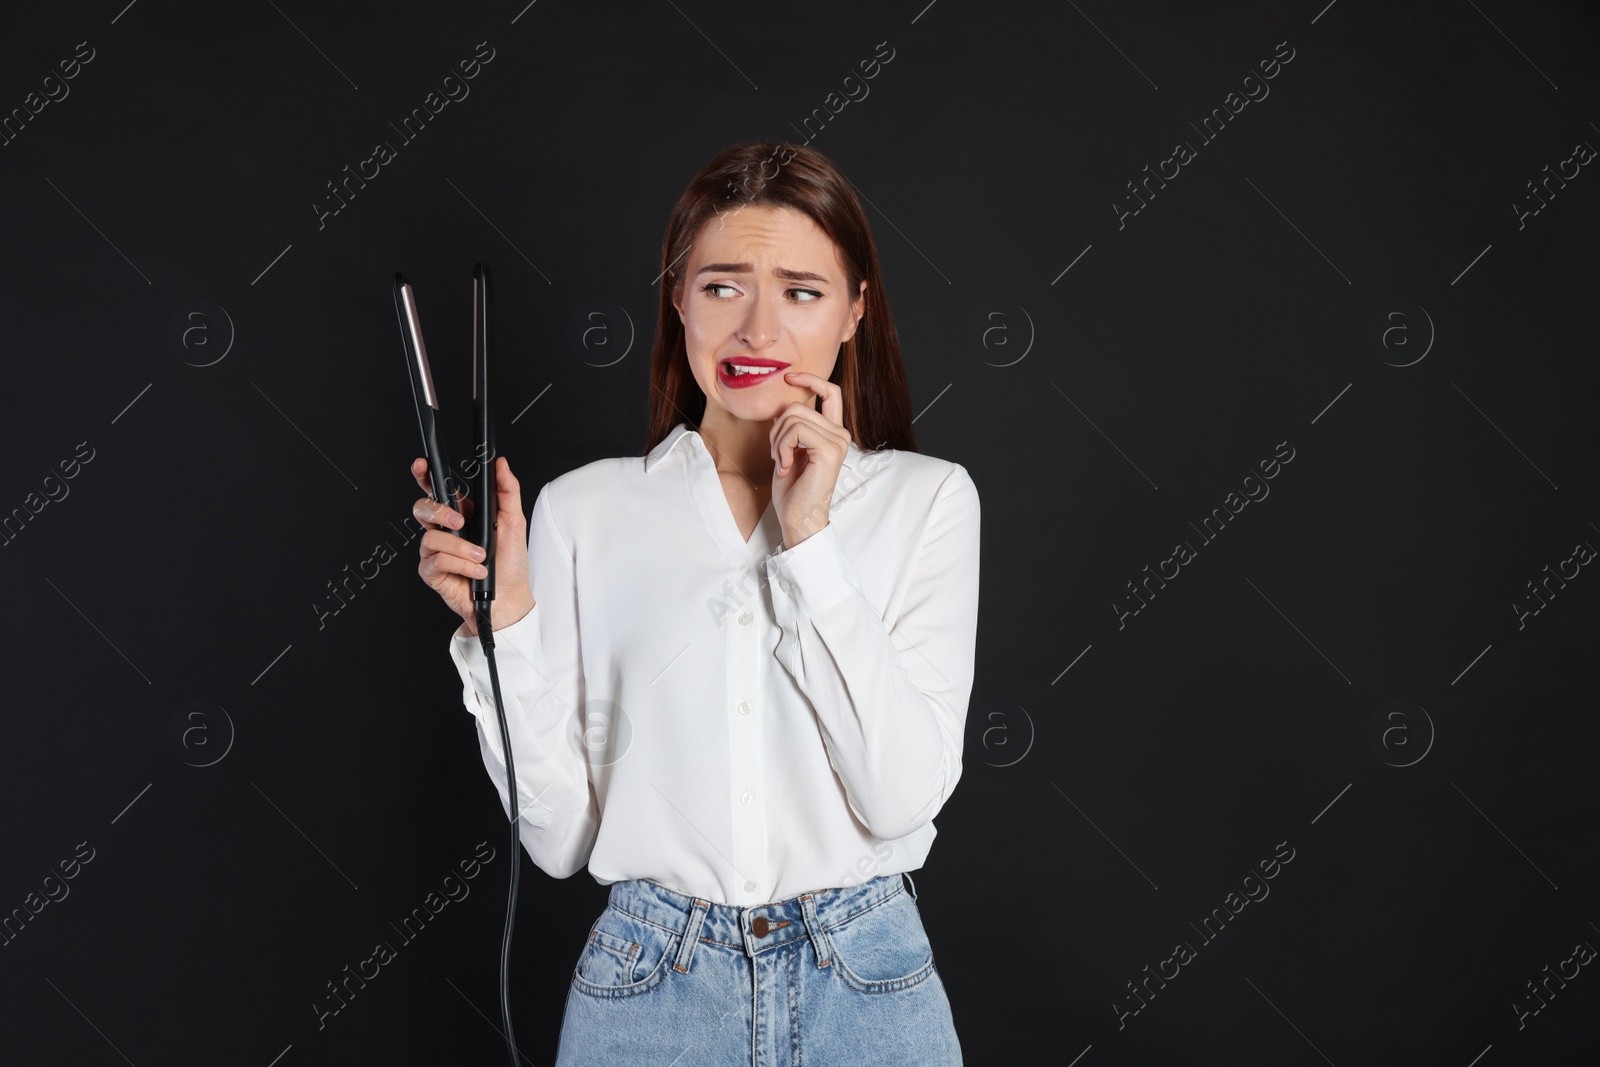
left=643, top=141, right=918, bottom=456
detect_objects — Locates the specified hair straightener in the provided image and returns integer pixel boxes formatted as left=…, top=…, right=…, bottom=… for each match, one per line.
left=394, top=264, right=522, bottom=1067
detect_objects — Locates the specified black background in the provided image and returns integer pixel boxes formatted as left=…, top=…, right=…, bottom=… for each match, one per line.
left=2, top=1, right=1597, bottom=1063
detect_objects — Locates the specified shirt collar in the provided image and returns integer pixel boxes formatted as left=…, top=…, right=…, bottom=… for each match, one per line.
left=645, top=421, right=863, bottom=473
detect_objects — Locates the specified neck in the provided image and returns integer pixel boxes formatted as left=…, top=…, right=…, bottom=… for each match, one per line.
left=700, top=419, right=774, bottom=483
left=698, top=409, right=777, bottom=481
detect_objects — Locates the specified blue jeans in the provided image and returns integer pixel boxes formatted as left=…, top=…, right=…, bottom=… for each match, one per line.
left=556, top=872, right=963, bottom=1065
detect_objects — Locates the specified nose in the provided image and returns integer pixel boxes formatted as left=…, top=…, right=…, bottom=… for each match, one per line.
left=737, top=289, right=780, bottom=348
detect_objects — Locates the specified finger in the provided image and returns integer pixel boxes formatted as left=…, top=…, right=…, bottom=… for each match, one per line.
left=771, top=412, right=795, bottom=476
left=494, top=456, right=522, bottom=509
left=420, top=532, right=489, bottom=578
left=414, top=495, right=464, bottom=530
left=421, top=527, right=485, bottom=560
left=774, top=410, right=813, bottom=476
left=412, top=459, right=441, bottom=502
left=412, top=458, right=466, bottom=526
left=777, top=374, right=846, bottom=453
left=806, top=372, right=844, bottom=426
left=773, top=407, right=844, bottom=476
left=418, top=548, right=485, bottom=590
left=820, top=380, right=843, bottom=428
left=782, top=370, right=843, bottom=425
left=490, top=457, right=525, bottom=536
left=770, top=409, right=803, bottom=474
left=775, top=413, right=817, bottom=478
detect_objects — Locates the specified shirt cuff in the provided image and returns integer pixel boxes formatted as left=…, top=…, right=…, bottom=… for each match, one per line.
left=763, top=522, right=864, bottom=622
left=450, top=604, right=549, bottom=707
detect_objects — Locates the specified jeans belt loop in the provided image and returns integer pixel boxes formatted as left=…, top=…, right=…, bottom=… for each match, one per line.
left=672, top=898, right=711, bottom=973
left=798, top=892, right=833, bottom=968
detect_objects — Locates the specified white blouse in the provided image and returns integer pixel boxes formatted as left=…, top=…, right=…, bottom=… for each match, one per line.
left=447, top=420, right=981, bottom=905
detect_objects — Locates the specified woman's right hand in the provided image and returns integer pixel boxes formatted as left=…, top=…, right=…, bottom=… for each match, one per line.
left=412, top=455, right=535, bottom=637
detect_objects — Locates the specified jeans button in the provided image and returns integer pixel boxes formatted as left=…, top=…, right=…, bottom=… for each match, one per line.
left=753, top=916, right=770, bottom=937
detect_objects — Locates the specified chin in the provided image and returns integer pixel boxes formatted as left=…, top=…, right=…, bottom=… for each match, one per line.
left=724, top=394, right=791, bottom=421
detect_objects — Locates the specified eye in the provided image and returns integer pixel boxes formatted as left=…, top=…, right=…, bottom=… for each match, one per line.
left=697, top=282, right=822, bottom=303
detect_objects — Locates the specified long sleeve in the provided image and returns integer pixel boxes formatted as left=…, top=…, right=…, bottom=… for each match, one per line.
left=448, top=480, right=599, bottom=879
left=763, top=464, right=981, bottom=841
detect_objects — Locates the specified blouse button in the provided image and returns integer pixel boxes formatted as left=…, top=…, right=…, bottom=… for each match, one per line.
left=739, top=790, right=753, bottom=806
left=744, top=880, right=757, bottom=892
left=738, top=700, right=752, bottom=716
left=779, top=578, right=792, bottom=593
left=737, top=610, right=752, bottom=626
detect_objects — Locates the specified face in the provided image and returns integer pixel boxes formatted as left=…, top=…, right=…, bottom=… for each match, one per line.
left=672, top=204, right=866, bottom=423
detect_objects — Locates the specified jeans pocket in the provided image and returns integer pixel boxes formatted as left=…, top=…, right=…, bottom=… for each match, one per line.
left=825, top=887, right=938, bottom=994
left=571, top=904, right=677, bottom=998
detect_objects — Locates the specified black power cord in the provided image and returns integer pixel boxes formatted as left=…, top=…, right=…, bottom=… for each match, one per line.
left=476, top=600, right=523, bottom=1067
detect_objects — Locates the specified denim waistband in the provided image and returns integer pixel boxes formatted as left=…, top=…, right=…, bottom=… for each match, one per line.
left=606, top=873, right=908, bottom=969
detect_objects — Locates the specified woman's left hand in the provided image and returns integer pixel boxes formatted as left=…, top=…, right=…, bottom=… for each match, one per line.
left=770, top=370, right=851, bottom=550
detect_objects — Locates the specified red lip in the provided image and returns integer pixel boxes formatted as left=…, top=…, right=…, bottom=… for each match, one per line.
left=718, top=357, right=790, bottom=389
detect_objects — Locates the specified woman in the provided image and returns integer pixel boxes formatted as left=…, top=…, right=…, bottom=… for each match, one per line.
left=411, top=141, right=979, bottom=1065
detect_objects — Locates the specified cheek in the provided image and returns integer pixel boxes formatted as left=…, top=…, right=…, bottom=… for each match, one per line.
left=795, top=308, right=847, bottom=351
left=681, top=319, right=721, bottom=387
left=682, top=305, right=726, bottom=351
left=678, top=313, right=708, bottom=359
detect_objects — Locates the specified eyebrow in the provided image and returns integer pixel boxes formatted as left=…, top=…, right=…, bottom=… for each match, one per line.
left=693, top=262, right=831, bottom=283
